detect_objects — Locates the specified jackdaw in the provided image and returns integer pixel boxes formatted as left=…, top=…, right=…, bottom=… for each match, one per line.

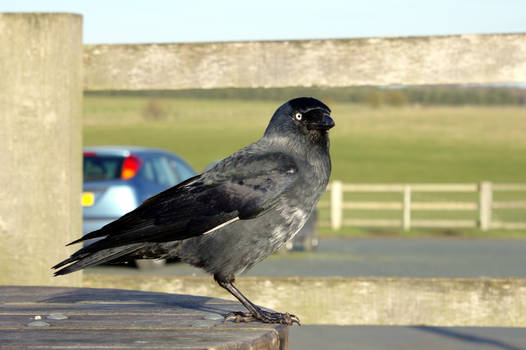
left=53, top=97, right=334, bottom=325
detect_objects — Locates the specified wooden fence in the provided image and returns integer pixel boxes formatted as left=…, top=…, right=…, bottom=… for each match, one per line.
left=320, top=181, right=526, bottom=231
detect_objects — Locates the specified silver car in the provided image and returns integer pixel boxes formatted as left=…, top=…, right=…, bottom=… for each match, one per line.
left=82, top=146, right=196, bottom=268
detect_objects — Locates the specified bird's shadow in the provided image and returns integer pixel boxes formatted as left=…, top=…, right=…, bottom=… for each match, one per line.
left=39, top=287, right=242, bottom=316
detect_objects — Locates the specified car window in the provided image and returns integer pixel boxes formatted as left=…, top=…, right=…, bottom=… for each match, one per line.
left=139, top=159, right=156, bottom=183
left=83, top=156, right=123, bottom=181
left=151, top=156, right=180, bottom=186
left=168, top=157, right=195, bottom=181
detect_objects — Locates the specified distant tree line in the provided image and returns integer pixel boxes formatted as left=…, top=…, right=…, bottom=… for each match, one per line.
left=87, top=85, right=526, bottom=107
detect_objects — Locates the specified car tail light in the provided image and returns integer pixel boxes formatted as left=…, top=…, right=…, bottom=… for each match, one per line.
left=121, top=154, right=143, bottom=180
left=83, top=152, right=97, bottom=157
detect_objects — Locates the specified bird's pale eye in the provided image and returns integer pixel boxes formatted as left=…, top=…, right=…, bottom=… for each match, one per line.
left=294, top=112, right=303, bottom=121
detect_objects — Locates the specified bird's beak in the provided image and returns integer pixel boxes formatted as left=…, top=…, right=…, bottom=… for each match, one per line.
left=307, top=114, right=335, bottom=131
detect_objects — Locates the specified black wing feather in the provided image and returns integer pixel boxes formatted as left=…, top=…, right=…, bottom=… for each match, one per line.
left=66, top=151, right=298, bottom=253
left=68, top=175, right=202, bottom=245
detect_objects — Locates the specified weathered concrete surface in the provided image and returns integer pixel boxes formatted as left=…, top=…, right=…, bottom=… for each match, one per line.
left=83, top=275, right=526, bottom=327
left=83, top=33, right=526, bottom=90
left=0, top=13, right=83, bottom=286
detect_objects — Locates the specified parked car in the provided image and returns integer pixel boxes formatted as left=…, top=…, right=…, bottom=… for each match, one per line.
left=82, top=146, right=196, bottom=269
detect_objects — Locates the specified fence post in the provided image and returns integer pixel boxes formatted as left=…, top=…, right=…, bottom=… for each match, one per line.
left=479, top=181, right=493, bottom=231
left=331, top=181, right=343, bottom=230
left=0, top=13, right=83, bottom=286
left=402, top=185, right=412, bottom=231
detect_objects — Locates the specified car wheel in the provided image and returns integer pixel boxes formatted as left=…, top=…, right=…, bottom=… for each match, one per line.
left=135, top=258, right=166, bottom=270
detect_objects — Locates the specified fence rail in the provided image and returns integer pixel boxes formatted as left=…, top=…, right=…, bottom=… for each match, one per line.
left=320, top=181, right=526, bottom=231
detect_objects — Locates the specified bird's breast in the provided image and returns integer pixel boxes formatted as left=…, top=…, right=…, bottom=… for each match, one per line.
left=269, top=206, right=308, bottom=246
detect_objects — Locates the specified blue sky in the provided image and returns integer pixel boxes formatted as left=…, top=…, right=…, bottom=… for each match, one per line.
left=2, top=0, right=525, bottom=44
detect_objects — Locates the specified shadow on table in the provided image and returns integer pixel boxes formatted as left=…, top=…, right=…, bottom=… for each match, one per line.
left=40, top=287, right=240, bottom=316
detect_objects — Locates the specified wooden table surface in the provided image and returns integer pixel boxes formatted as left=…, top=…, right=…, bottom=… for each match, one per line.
left=0, top=286, right=288, bottom=349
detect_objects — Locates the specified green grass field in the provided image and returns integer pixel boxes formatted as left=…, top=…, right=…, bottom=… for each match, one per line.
left=83, top=95, right=526, bottom=238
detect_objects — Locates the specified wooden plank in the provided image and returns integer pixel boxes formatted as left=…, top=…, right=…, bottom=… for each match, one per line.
left=492, top=201, right=526, bottom=209
left=83, top=34, right=526, bottom=90
left=493, top=184, right=526, bottom=191
left=335, top=183, right=526, bottom=193
left=0, top=314, right=253, bottom=328
left=339, top=218, right=477, bottom=228
left=330, top=180, right=343, bottom=230
left=479, top=181, right=493, bottom=231
left=83, top=276, right=526, bottom=327
left=410, top=184, right=478, bottom=192
left=411, top=202, right=477, bottom=210
left=411, top=220, right=477, bottom=228
left=0, top=303, right=236, bottom=316
left=0, top=287, right=288, bottom=350
left=340, top=183, right=479, bottom=193
left=402, top=185, right=411, bottom=231
left=0, top=329, right=286, bottom=350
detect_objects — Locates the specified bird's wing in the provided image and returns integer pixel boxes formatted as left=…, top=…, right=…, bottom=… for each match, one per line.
left=70, top=151, right=298, bottom=251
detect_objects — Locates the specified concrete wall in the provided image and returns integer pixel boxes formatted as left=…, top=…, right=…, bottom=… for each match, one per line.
left=83, top=275, right=526, bottom=327
left=0, top=13, right=83, bottom=286
left=84, top=34, right=526, bottom=90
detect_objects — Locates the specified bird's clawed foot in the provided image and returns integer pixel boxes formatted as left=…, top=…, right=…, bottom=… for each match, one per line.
left=225, top=309, right=300, bottom=326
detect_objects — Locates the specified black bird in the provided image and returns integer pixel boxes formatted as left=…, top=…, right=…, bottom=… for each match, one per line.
left=53, top=97, right=334, bottom=325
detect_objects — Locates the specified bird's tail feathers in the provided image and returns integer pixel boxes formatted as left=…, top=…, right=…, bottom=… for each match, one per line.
left=53, top=243, right=142, bottom=276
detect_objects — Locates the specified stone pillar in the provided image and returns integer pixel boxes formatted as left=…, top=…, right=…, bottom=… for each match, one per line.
left=0, top=13, right=83, bottom=286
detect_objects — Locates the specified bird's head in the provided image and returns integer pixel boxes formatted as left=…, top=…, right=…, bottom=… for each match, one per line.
left=264, top=97, right=334, bottom=143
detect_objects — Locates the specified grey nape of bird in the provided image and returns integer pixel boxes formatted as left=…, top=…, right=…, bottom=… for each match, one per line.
left=53, top=97, right=334, bottom=326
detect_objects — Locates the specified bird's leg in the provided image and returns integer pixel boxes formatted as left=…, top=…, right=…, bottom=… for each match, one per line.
left=215, top=278, right=300, bottom=326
